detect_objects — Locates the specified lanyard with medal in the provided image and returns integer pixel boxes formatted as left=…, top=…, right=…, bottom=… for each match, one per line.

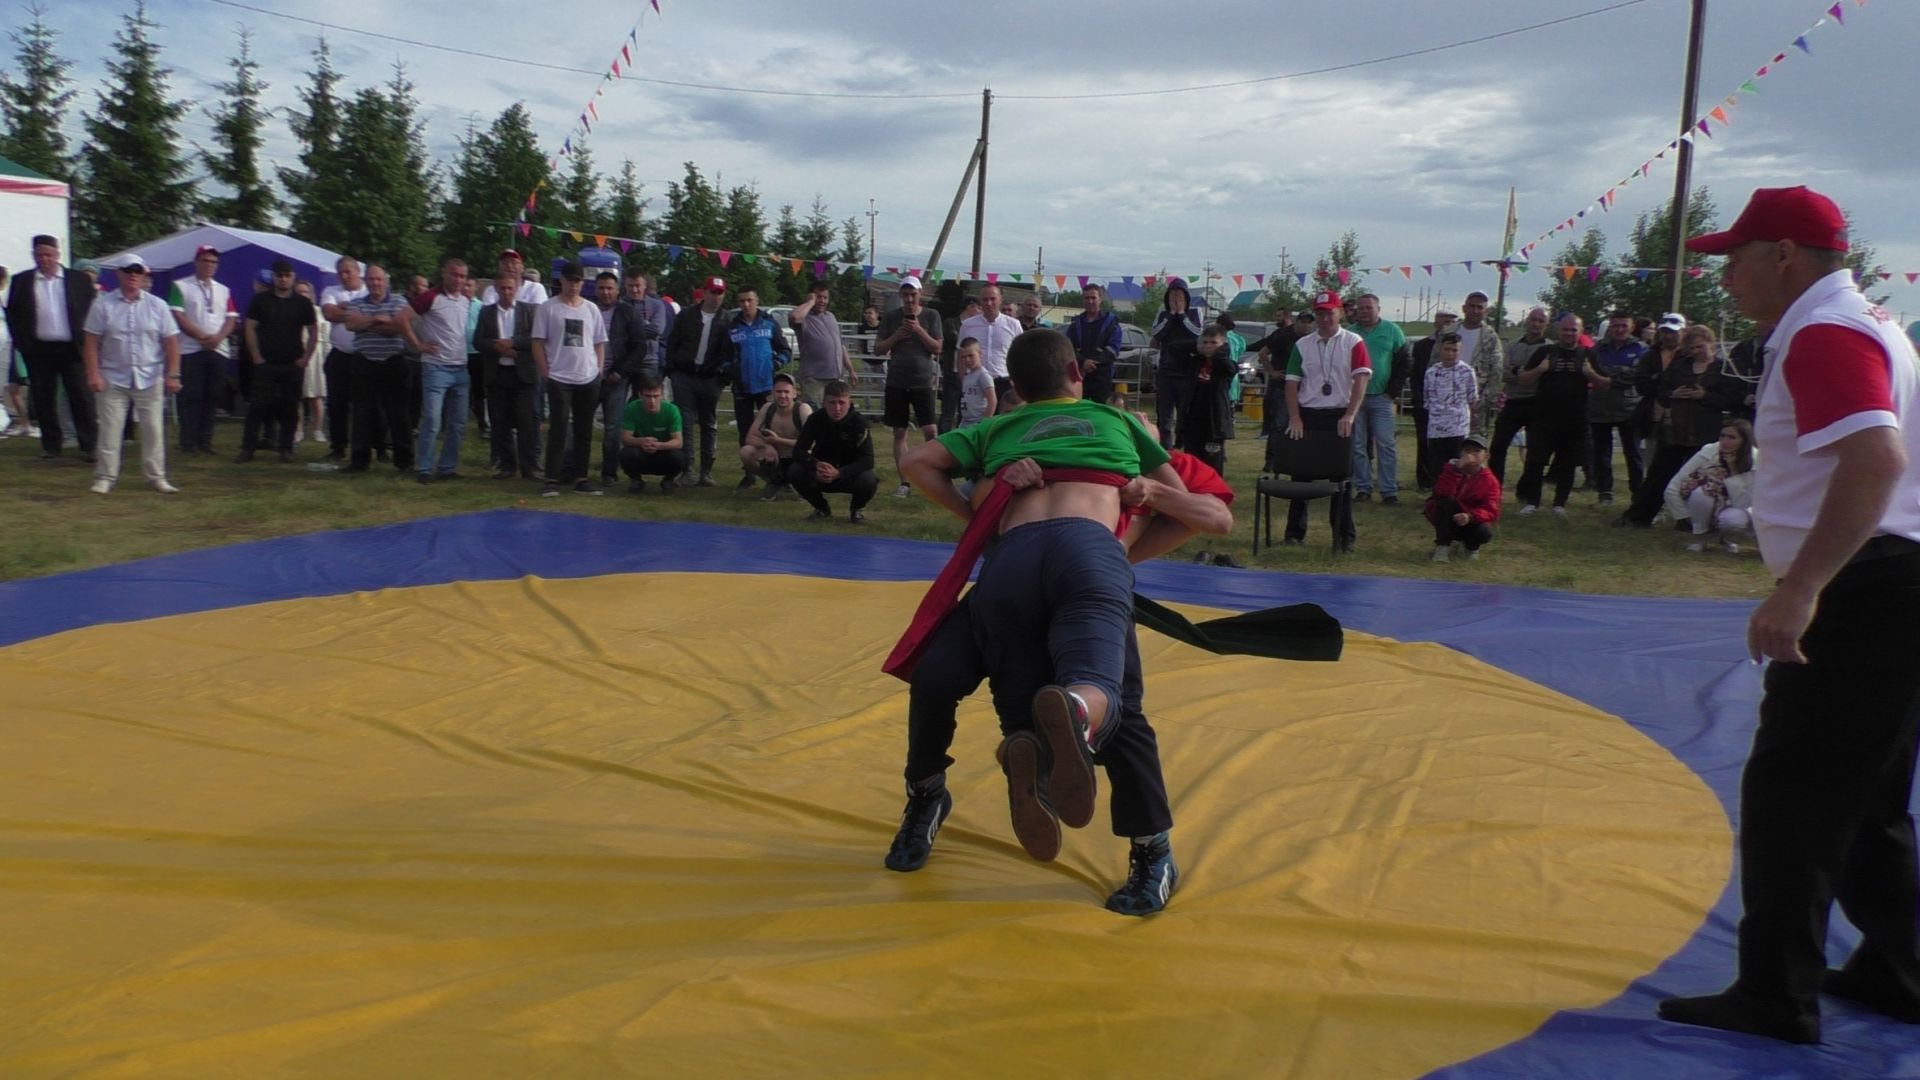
left=1317, top=334, right=1336, bottom=397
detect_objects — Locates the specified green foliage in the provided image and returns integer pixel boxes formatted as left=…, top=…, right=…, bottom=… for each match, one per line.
left=72, top=0, right=194, bottom=254
left=0, top=4, right=76, bottom=181
left=321, top=68, right=439, bottom=278
left=832, top=215, right=867, bottom=319
left=656, top=162, right=726, bottom=303
left=1534, top=228, right=1612, bottom=325
left=1608, top=187, right=1731, bottom=327
left=768, top=204, right=804, bottom=304
left=717, top=181, right=774, bottom=302
left=553, top=139, right=601, bottom=239
left=281, top=38, right=344, bottom=248
left=1131, top=279, right=1165, bottom=329
left=199, top=27, right=277, bottom=231
left=1308, top=231, right=1370, bottom=309
left=439, top=104, right=552, bottom=274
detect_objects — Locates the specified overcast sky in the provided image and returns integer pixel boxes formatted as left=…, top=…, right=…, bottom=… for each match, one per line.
left=19, top=0, right=1920, bottom=316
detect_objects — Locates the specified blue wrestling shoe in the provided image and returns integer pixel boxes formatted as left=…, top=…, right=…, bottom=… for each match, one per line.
left=996, top=731, right=1061, bottom=861
left=1031, top=686, right=1098, bottom=830
left=884, top=778, right=953, bottom=873
left=1105, top=833, right=1178, bottom=916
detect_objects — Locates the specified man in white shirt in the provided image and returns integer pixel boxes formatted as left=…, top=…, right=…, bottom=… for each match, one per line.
left=3, top=234, right=97, bottom=459
left=663, top=275, right=733, bottom=486
left=318, top=255, right=368, bottom=460
left=404, top=257, right=475, bottom=483
left=479, top=249, right=549, bottom=306
left=1280, top=291, right=1373, bottom=551
left=957, top=284, right=1024, bottom=396
left=1658, top=186, right=1920, bottom=1045
left=166, top=244, right=238, bottom=455
left=531, top=261, right=608, bottom=497
left=82, top=254, right=180, bottom=495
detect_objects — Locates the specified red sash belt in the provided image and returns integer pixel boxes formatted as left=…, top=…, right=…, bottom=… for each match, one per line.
left=882, top=468, right=1128, bottom=681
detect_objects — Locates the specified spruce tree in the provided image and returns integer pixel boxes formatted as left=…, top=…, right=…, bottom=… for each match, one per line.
left=1535, top=229, right=1614, bottom=323
left=603, top=158, right=655, bottom=276
left=439, top=103, right=551, bottom=273
left=657, top=162, right=725, bottom=302
left=281, top=37, right=344, bottom=246
left=73, top=0, right=194, bottom=253
left=1610, top=189, right=1731, bottom=328
left=719, top=181, right=774, bottom=303
left=0, top=4, right=76, bottom=180
left=832, top=215, right=868, bottom=319
left=325, top=68, right=438, bottom=278
left=769, top=204, right=803, bottom=303
left=201, top=27, right=277, bottom=231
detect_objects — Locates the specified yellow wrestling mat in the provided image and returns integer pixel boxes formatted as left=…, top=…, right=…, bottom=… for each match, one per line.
left=0, top=573, right=1730, bottom=1077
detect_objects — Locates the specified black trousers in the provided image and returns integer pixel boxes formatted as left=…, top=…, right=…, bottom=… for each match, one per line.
left=242, top=361, right=302, bottom=454
left=177, top=350, right=226, bottom=450
left=733, top=389, right=770, bottom=454
left=488, top=373, right=538, bottom=476
left=1625, top=443, right=1702, bottom=525
left=23, top=343, right=95, bottom=455
left=324, top=348, right=357, bottom=450
left=467, top=352, right=490, bottom=431
left=938, top=368, right=961, bottom=433
left=1411, top=408, right=1437, bottom=489
left=1488, top=397, right=1535, bottom=487
left=1589, top=419, right=1645, bottom=497
left=904, top=595, right=1174, bottom=838
left=620, top=446, right=689, bottom=478
left=668, top=371, right=722, bottom=472
left=1515, top=408, right=1585, bottom=508
left=351, top=356, right=413, bottom=470
left=1284, top=407, right=1356, bottom=546
left=787, top=461, right=877, bottom=512
left=1428, top=495, right=1494, bottom=550
left=1155, top=372, right=1192, bottom=450
left=544, top=380, right=598, bottom=484
left=1732, top=550, right=1920, bottom=1021
left=1427, top=435, right=1462, bottom=472
left=1082, top=363, right=1115, bottom=410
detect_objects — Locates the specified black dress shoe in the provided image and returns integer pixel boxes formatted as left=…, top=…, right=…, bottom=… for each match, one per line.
left=234, top=450, right=255, bottom=463
left=1658, top=990, right=1820, bottom=1044
left=1824, top=966, right=1920, bottom=1022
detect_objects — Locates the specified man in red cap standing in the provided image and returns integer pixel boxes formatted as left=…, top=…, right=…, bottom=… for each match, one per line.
left=1278, top=290, right=1371, bottom=551
left=664, top=275, right=734, bottom=486
left=1658, top=187, right=1920, bottom=1043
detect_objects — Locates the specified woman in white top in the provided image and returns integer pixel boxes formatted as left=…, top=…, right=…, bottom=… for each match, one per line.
left=1666, top=418, right=1757, bottom=553
left=295, top=281, right=329, bottom=442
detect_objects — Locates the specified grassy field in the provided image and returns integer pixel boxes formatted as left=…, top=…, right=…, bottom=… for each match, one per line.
left=0, top=410, right=1773, bottom=599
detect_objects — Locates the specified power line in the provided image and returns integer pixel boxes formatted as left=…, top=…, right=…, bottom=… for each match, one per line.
left=199, top=0, right=1650, bottom=102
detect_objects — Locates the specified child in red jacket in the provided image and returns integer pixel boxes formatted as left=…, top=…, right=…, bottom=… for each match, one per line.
left=1424, top=433, right=1502, bottom=561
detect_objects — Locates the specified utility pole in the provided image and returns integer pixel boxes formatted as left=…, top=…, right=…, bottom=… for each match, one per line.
left=1668, top=0, right=1708, bottom=313
left=970, top=88, right=992, bottom=277
left=1035, top=246, right=1044, bottom=298
left=865, top=198, right=878, bottom=268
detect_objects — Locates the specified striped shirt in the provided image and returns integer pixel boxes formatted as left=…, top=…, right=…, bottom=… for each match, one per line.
left=348, top=293, right=411, bottom=361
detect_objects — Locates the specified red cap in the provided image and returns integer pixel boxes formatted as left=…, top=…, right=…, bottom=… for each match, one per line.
left=498, top=248, right=524, bottom=263
left=194, top=244, right=220, bottom=257
left=1312, top=290, right=1343, bottom=311
left=1685, top=186, right=1849, bottom=255
left=704, top=275, right=726, bottom=293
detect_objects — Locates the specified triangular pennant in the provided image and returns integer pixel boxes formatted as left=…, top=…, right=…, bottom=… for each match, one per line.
left=1400, top=267, right=1412, bottom=279
left=696, top=247, right=710, bottom=258
left=1740, top=80, right=1760, bottom=94
left=862, top=265, right=874, bottom=280
left=1687, top=267, right=1706, bottom=278
left=740, top=254, right=757, bottom=266
left=986, top=272, right=999, bottom=284
left=1635, top=269, right=1650, bottom=283
left=1336, top=269, right=1352, bottom=286
left=1232, top=274, right=1244, bottom=289
left=1122, top=275, right=1136, bottom=287
left=1587, top=266, right=1604, bottom=283
left=1078, top=276, right=1091, bottom=289
left=1054, top=275, right=1067, bottom=290
left=1697, top=119, right=1713, bottom=138
left=1793, top=35, right=1811, bottom=53
left=1003, top=273, right=1019, bottom=283
left=543, top=227, right=560, bottom=239
left=885, top=267, right=899, bottom=275
left=1907, top=273, right=1919, bottom=285
left=667, top=245, right=683, bottom=261
left=1878, top=271, right=1893, bottom=281
left=717, top=250, right=733, bottom=268
left=618, top=239, right=633, bottom=254
left=650, top=0, right=659, bottom=11
left=1562, top=265, right=1578, bottom=281
left=1252, top=274, right=1263, bottom=286
left=622, top=44, right=632, bottom=65
left=1421, top=265, right=1433, bottom=276
left=1462, top=261, right=1473, bottom=272
left=928, top=269, right=943, bottom=283
left=594, top=234, right=607, bottom=248
left=517, top=222, right=532, bottom=238
left=1710, top=106, right=1730, bottom=125
left=569, top=230, right=583, bottom=243
left=814, top=260, right=828, bottom=279
left=787, top=258, right=801, bottom=274
left=1295, top=272, right=1308, bottom=287
left=1828, top=3, right=1844, bottom=23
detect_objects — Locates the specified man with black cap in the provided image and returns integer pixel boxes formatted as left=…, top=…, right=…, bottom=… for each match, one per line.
left=238, top=258, right=318, bottom=463
left=81, top=254, right=180, bottom=494
left=664, top=275, right=733, bottom=486
left=4, top=233, right=97, bottom=459
left=1657, top=186, right=1920, bottom=1044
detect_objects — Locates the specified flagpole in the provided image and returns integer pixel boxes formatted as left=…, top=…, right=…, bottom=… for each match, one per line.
left=1492, top=186, right=1516, bottom=331
left=1668, top=0, right=1708, bottom=313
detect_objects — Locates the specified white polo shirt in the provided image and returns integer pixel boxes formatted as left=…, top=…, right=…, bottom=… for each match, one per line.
left=83, top=289, right=178, bottom=390
left=320, top=283, right=369, bottom=352
left=1752, top=269, right=1920, bottom=577
left=1285, top=329, right=1373, bottom=410
left=167, top=275, right=237, bottom=358
left=481, top=280, right=549, bottom=306
left=411, top=288, right=473, bottom=368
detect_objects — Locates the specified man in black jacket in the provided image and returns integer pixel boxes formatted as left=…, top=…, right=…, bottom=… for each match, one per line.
left=4, top=234, right=98, bottom=458
left=788, top=379, right=878, bottom=521
left=664, top=275, right=733, bottom=486
left=475, top=290, right=541, bottom=479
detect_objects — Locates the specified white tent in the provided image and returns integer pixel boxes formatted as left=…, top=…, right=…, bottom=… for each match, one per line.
left=0, top=154, right=69, bottom=275
left=92, top=223, right=353, bottom=299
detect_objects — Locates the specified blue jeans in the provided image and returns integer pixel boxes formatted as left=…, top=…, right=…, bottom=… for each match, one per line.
left=415, top=363, right=469, bottom=476
left=1350, top=393, right=1398, bottom=496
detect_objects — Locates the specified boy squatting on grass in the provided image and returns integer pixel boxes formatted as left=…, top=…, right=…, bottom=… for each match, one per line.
left=892, top=328, right=1216, bottom=915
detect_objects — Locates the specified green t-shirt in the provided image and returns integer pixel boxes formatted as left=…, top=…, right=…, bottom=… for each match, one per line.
left=622, top=399, right=682, bottom=441
left=935, top=398, right=1170, bottom=478
left=1354, top=319, right=1407, bottom=396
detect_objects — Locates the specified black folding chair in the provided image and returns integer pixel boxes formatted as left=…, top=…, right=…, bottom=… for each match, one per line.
left=1252, top=428, right=1354, bottom=554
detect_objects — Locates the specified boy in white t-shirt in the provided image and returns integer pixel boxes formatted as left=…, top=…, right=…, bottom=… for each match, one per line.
left=530, top=261, right=608, bottom=497
left=956, top=338, right=996, bottom=427
left=1421, top=332, right=1479, bottom=466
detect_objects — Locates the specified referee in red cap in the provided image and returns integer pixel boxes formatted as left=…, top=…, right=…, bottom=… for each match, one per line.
left=1658, top=187, right=1920, bottom=1043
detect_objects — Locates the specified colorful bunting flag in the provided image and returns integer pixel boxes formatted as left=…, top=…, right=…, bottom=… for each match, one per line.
left=1055, top=275, right=1068, bottom=290
left=1794, top=35, right=1811, bottom=53
left=741, top=254, right=757, bottom=266
left=1078, top=275, right=1091, bottom=290
left=815, top=260, right=828, bottom=279
left=717, top=250, right=733, bottom=268
left=593, top=234, right=606, bottom=248
left=1710, top=106, right=1730, bottom=125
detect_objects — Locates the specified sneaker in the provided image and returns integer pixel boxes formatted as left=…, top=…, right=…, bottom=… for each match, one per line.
left=1105, top=833, right=1179, bottom=916
left=629, top=478, right=647, bottom=494
left=849, top=509, right=867, bottom=523
left=735, top=473, right=757, bottom=491
left=891, top=483, right=912, bottom=499
left=995, top=731, right=1061, bottom=862
left=760, top=480, right=784, bottom=502
left=805, top=508, right=831, bottom=521
left=278, top=451, right=295, bottom=464
left=1518, top=504, right=1538, bottom=516
left=151, top=479, right=179, bottom=494
left=1192, top=550, right=1212, bottom=564
left=89, top=478, right=112, bottom=495
left=415, top=472, right=433, bottom=485
left=1685, top=541, right=1706, bottom=553
left=1281, top=537, right=1304, bottom=547
left=659, top=477, right=677, bottom=495
left=1030, top=685, right=1098, bottom=830
left=540, top=481, right=561, bottom=498
left=1380, top=495, right=1400, bottom=506
left=1431, top=545, right=1451, bottom=562
left=1550, top=505, right=1567, bottom=518
left=1598, top=492, right=1614, bottom=504
left=883, top=779, right=953, bottom=873
left=1354, top=491, right=1372, bottom=503
left=1722, top=540, right=1741, bottom=555
left=573, top=480, right=603, bottom=496
left=1465, top=548, right=1482, bottom=561
left=696, top=470, right=716, bottom=488
left=493, top=468, right=517, bottom=480
left=1211, top=553, right=1244, bottom=568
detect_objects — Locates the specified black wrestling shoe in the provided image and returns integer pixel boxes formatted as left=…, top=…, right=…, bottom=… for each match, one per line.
left=1658, top=989, right=1820, bottom=1045
left=884, top=778, right=953, bottom=873
left=1824, top=966, right=1920, bottom=1023
left=1030, top=686, right=1097, bottom=830
left=1106, top=833, right=1179, bottom=916
left=996, top=731, right=1060, bottom=861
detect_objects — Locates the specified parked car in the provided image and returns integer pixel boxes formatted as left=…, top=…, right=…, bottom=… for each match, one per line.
left=1117, top=323, right=1155, bottom=393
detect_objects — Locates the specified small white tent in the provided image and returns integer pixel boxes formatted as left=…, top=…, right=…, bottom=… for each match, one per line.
left=0, top=154, right=70, bottom=274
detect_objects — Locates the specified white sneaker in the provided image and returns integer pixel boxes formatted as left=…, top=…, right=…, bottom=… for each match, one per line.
left=1465, top=548, right=1481, bottom=561
left=152, top=479, right=179, bottom=494
left=1518, top=504, right=1537, bottom=516
left=1550, top=506, right=1567, bottom=518
left=89, top=478, right=112, bottom=495
left=1685, top=541, right=1705, bottom=553
left=1430, top=545, right=1451, bottom=563
left=891, top=483, right=912, bottom=499
left=1722, top=540, right=1741, bottom=554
